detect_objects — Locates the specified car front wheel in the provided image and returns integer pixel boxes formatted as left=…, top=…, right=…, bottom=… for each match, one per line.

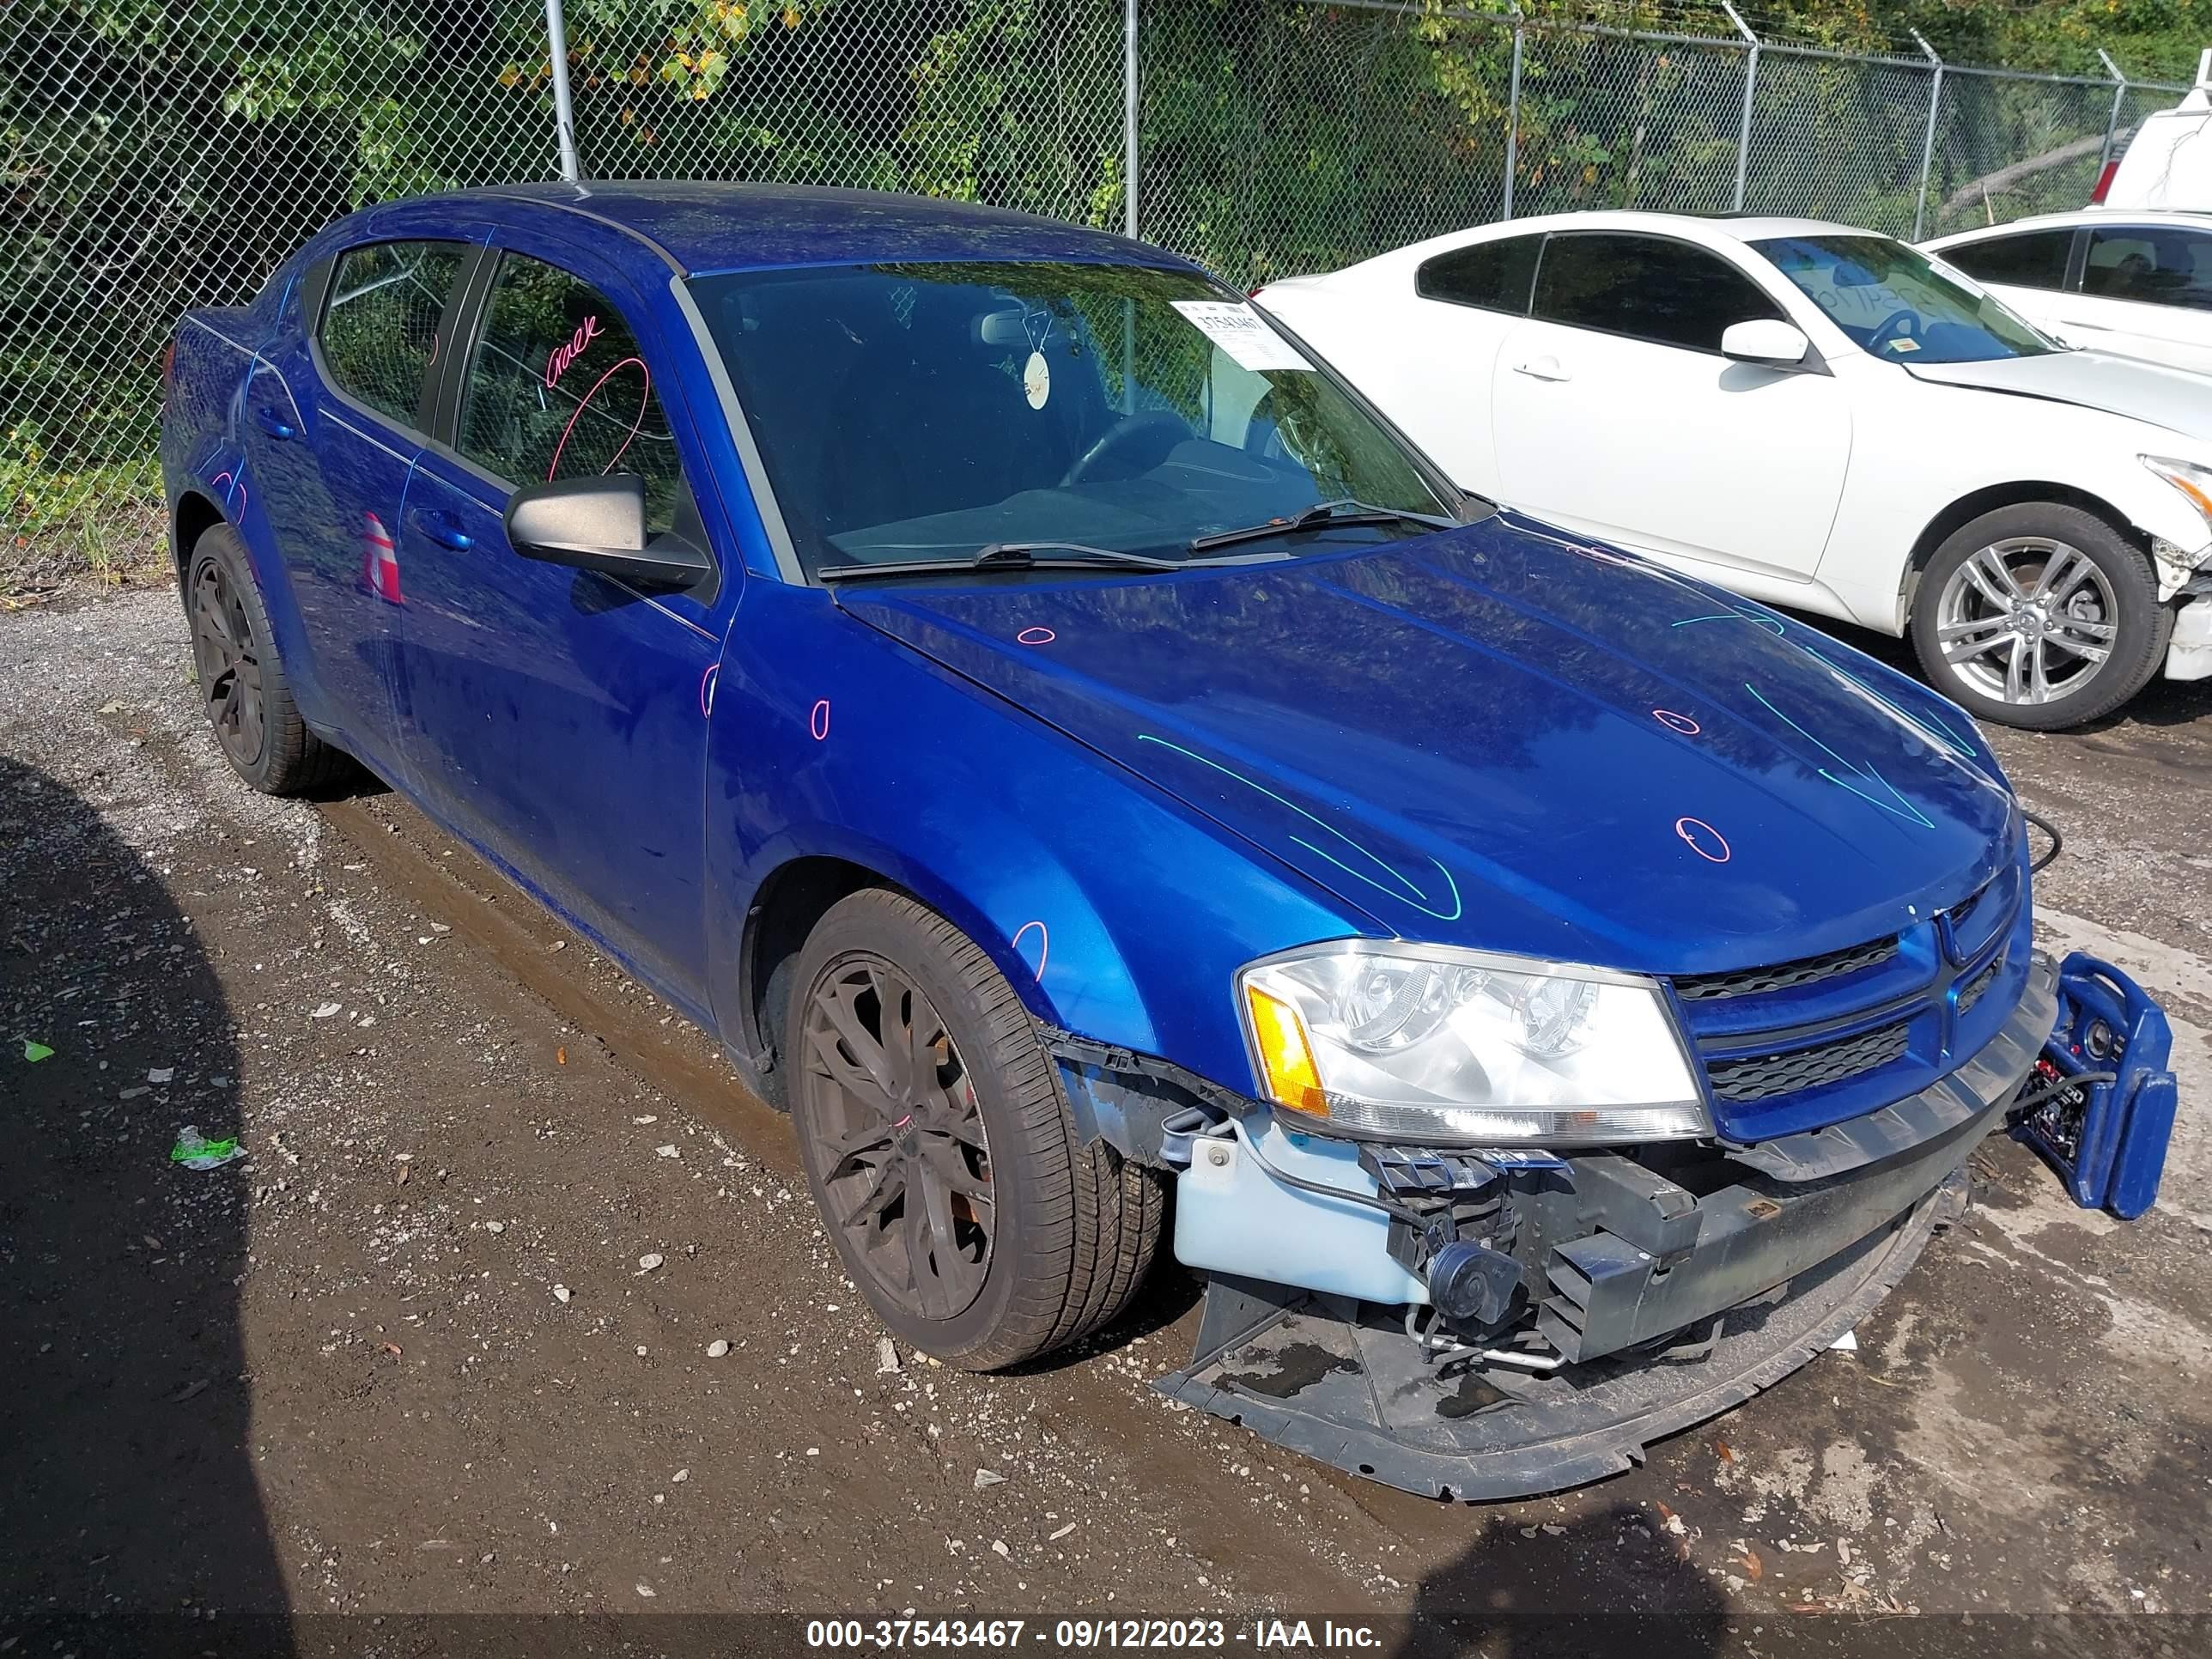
left=785, top=889, right=1163, bottom=1370
left=1910, top=504, right=2171, bottom=730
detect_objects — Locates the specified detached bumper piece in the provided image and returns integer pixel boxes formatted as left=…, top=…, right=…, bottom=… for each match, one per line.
left=1156, top=954, right=2060, bottom=1501
left=2013, top=951, right=2178, bottom=1219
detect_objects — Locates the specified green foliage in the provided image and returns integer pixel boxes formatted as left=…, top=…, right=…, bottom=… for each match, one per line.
left=6, top=0, right=2203, bottom=574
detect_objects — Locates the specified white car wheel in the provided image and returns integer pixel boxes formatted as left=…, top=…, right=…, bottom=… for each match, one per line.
left=1911, top=504, right=2172, bottom=731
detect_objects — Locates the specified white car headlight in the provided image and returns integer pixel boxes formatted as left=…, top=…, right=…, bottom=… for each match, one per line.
left=2142, top=454, right=2212, bottom=534
left=1237, top=940, right=1711, bottom=1146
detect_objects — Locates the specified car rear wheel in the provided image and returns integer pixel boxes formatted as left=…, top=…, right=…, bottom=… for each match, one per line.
left=785, top=889, right=1163, bottom=1370
left=185, top=523, right=352, bottom=794
left=1910, top=504, right=2171, bottom=730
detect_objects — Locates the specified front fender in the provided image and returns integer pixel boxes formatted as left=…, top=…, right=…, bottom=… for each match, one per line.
left=702, top=582, right=1373, bottom=1092
left=1820, top=377, right=2212, bottom=629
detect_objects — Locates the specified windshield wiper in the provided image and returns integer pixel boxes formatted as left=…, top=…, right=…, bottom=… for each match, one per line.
left=817, top=542, right=1190, bottom=583
left=1187, top=497, right=1458, bottom=554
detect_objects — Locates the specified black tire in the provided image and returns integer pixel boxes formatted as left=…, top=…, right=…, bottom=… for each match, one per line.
left=185, top=522, right=352, bottom=794
left=785, top=889, right=1164, bottom=1370
left=1909, top=503, right=2172, bottom=731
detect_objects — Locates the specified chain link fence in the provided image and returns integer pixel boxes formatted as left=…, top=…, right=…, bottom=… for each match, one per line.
left=0, top=0, right=2189, bottom=582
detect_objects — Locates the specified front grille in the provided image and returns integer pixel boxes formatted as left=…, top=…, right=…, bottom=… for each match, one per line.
left=1957, top=954, right=2002, bottom=1014
left=1706, top=1021, right=1911, bottom=1103
left=1673, top=934, right=1899, bottom=1002
left=1945, top=884, right=1984, bottom=938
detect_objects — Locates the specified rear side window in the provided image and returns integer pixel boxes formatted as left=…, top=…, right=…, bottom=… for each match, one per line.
left=1939, top=229, right=2074, bottom=292
left=1416, top=236, right=1540, bottom=314
left=456, top=254, right=687, bottom=534
left=319, top=241, right=467, bottom=428
left=1533, top=232, right=1784, bottom=353
left=2082, top=225, right=2212, bottom=310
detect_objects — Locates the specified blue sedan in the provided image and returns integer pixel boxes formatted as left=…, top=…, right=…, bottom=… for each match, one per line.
left=162, top=183, right=2069, bottom=1497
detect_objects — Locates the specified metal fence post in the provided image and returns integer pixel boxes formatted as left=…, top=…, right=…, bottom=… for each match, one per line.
left=1911, top=30, right=1942, bottom=241
left=1721, top=3, right=1758, bottom=211
left=1502, top=20, right=1523, bottom=220
left=2098, top=48, right=2130, bottom=163
left=1123, top=0, right=1140, bottom=238
left=544, top=0, right=582, bottom=181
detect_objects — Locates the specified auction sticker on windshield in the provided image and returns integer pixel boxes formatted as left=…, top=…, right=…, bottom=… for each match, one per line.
left=1171, top=301, right=1310, bottom=372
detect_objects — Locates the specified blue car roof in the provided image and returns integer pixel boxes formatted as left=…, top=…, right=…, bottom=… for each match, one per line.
left=432, top=181, right=1205, bottom=278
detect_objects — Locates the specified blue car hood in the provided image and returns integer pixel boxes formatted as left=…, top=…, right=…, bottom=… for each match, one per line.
left=837, top=514, right=2017, bottom=975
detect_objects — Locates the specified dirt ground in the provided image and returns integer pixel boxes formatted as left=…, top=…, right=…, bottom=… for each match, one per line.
left=3, top=589, right=2208, bottom=1658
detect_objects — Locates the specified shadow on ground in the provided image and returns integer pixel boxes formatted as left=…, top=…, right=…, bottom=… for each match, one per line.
left=0, top=754, right=289, bottom=1652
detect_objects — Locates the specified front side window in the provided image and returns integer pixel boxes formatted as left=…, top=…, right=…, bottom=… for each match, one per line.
left=1939, top=228, right=2075, bottom=293
left=2083, top=225, right=2212, bottom=311
left=1416, top=236, right=1541, bottom=314
left=688, top=261, right=1455, bottom=577
left=319, top=240, right=467, bottom=428
left=1753, top=234, right=2057, bottom=363
left=1532, top=233, right=1785, bottom=353
left=456, top=254, right=688, bottom=534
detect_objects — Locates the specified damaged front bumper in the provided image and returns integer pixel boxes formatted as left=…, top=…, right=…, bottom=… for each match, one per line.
left=1121, top=951, right=2064, bottom=1499
left=2166, top=582, right=2211, bottom=681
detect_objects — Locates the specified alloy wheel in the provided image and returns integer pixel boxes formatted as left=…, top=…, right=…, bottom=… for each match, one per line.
left=1934, top=536, right=2118, bottom=707
left=798, top=955, right=995, bottom=1320
left=190, top=556, right=266, bottom=768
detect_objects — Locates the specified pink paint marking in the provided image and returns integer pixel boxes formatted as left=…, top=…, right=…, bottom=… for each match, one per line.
left=212, top=469, right=247, bottom=518
left=698, top=663, right=720, bottom=719
left=1016, top=626, right=1056, bottom=647
left=809, top=698, right=831, bottom=741
left=1674, top=816, right=1730, bottom=864
left=1652, top=708, right=1701, bottom=736
left=1012, top=921, right=1049, bottom=981
left=546, top=356, right=648, bottom=483
left=543, top=314, right=602, bottom=387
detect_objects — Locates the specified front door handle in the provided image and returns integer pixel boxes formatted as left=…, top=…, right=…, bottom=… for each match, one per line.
left=253, top=406, right=296, bottom=441
left=1512, top=356, right=1571, bottom=382
left=410, top=509, right=473, bottom=552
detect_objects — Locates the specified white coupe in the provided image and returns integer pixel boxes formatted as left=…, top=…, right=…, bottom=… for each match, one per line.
left=1254, top=211, right=2212, bottom=728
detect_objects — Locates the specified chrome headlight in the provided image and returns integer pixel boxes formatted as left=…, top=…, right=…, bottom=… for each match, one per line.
left=1237, top=940, right=1710, bottom=1146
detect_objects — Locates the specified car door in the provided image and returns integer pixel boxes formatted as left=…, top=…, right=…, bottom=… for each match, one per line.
left=390, top=239, right=728, bottom=1005
left=2056, top=222, right=2212, bottom=374
left=1489, top=230, right=1852, bottom=583
left=1928, top=225, right=2078, bottom=343
left=242, top=238, right=470, bottom=777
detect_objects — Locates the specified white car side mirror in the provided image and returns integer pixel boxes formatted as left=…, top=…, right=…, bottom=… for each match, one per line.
left=1721, top=319, right=1812, bottom=368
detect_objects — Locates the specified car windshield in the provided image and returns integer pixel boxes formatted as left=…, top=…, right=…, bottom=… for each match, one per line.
left=1749, top=234, right=2058, bottom=364
left=687, top=260, right=1456, bottom=577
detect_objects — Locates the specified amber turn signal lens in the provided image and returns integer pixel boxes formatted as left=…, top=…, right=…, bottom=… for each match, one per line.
left=1245, top=982, right=1328, bottom=1116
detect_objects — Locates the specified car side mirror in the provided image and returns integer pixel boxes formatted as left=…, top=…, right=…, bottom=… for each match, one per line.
left=504, top=475, right=712, bottom=589
left=1721, top=319, right=1813, bottom=368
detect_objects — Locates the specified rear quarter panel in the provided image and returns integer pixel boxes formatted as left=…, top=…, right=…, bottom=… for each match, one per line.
left=162, top=270, right=326, bottom=717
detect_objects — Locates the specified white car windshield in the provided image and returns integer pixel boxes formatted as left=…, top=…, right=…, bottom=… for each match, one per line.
left=1751, top=234, right=2059, bottom=364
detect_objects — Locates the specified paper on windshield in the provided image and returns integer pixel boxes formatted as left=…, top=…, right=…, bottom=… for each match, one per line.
left=1170, top=301, right=1311, bottom=373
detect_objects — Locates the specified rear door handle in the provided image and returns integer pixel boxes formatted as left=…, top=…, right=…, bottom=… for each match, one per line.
left=253, top=406, right=296, bottom=441
left=410, top=509, right=472, bottom=552
left=1511, top=356, right=1571, bottom=382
